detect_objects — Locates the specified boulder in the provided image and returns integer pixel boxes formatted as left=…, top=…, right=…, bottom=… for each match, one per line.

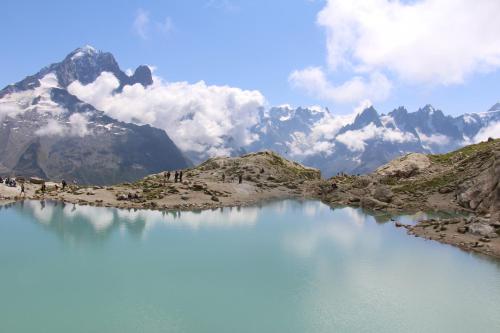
left=116, top=194, right=127, bottom=201
left=360, top=197, right=389, bottom=209
left=373, top=185, right=394, bottom=203
left=192, top=184, right=205, bottom=191
left=468, top=223, right=495, bottom=237
left=375, top=153, right=431, bottom=178
left=30, top=177, right=45, bottom=184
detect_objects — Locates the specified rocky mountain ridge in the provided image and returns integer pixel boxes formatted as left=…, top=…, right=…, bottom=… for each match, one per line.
left=251, top=103, right=500, bottom=177
left=0, top=46, right=190, bottom=184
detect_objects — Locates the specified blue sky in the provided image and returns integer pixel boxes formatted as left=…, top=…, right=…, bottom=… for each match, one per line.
left=1, top=0, right=499, bottom=116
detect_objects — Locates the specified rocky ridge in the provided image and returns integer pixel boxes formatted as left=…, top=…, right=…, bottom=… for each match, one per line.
left=316, top=138, right=500, bottom=258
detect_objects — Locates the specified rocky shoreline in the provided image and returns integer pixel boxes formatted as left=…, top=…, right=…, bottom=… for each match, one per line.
left=1, top=141, right=499, bottom=259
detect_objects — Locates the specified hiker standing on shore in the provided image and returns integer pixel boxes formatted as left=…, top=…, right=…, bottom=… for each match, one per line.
left=167, top=171, right=171, bottom=181
left=179, top=171, right=183, bottom=182
left=174, top=171, right=179, bottom=183
left=20, top=183, right=25, bottom=196
left=238, top=174, right=243, bottom=184
left=222, top=173, right=225, bottom=182
left=62, top=179, right=67, bottom=190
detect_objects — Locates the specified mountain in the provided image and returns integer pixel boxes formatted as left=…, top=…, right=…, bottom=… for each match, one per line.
left=0, top=46, right=190, bottom=185
left=248, top=103, right=500, bottom=177
left=2, top=46, right=499, bottom=183
left=247, top=105, right=327, bottom=156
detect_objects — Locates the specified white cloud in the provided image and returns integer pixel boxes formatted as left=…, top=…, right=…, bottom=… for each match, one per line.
left=474, top=121, right=500, bottom=143
left=205, top=0, right=239, bottom=12
left=35, top=119, right=65, bottom=136
left=156, top=17, right=173, bottom=35
left=318, top=0, right=500, bottom=85
left=286, top=100, right=370, bottom=157
left=133, top=8, right=173, bottom=40
left=68, top=72, right=265, bottom=159
left=35, top=113, right=90, bottom=138
left=291, top=0, right=500, bottom=104
left=289, top=67, right=391, bottom=104
left=416, top=129, right=450, bottom=150
left=336, top=123, right=417, bottom=152
left=286, top=131, right=336, bottom=158
left=68, top=113, right=90, bottom=137
left=133, top=8, right=150, bottom=39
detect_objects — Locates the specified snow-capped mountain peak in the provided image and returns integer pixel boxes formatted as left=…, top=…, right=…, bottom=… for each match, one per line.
left=69, top=45, right=98, bottom=60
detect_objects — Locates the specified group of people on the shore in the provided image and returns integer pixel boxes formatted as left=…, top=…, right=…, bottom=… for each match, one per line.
left=220, top=173, right=243, bottom=184
left=0, top=176, right=17, bottom=188
left=161, top=169, right=246, bottom=186
left=163, top=170, right=184, bottom=183
left=0, top=175, right=78, bottom=198
left=1, top=176, right=25, bottom=197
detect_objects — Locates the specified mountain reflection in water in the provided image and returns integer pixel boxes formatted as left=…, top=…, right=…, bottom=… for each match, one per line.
left=2, top=199, right=443, bottom=245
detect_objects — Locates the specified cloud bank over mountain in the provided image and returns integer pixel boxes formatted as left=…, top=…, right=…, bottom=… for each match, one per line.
left=68, top=72, right=266, bottom=159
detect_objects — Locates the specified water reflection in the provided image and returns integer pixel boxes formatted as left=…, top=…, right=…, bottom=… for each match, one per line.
left=5, top=200, right=265, bottom=243
left=2, top=199, right=444, bottom=246
left=2, top=200, right=500, bottom=333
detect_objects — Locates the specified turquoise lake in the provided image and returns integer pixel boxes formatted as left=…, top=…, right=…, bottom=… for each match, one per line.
left=1, top=200, right=499, bottom=332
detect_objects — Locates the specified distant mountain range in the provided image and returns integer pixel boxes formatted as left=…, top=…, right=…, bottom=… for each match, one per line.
left=250, top=104, right=500, bottom=176
left=1, top=46, right=498, bottom=182
left=0, top=46, right=190, bottom=185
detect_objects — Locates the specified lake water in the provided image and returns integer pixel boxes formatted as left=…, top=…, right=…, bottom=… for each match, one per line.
left=1, top=200, right=499, bottom=332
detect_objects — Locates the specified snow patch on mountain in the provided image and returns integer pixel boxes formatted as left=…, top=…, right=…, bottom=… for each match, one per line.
left=70, top=45, right=98, bottom=60
left=0, top=73, right=66, bottom=120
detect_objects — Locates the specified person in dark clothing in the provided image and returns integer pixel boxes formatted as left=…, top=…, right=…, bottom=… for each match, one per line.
left=179, top=171, right=183, bottom=182
left=41, top=183, right=46, bottom=193
left=166, top=171, right=171, bottom=181
left=174, top=171, right=179, bottom=183
left=238, top=174, right=243, bottom=184
left=62, top=179, right=67, bottom=190
left=0, top=176, right=3, bottom=183
left=222, top=173, right=226, bottom=182
left=20, top=183, right=25, bottom=196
